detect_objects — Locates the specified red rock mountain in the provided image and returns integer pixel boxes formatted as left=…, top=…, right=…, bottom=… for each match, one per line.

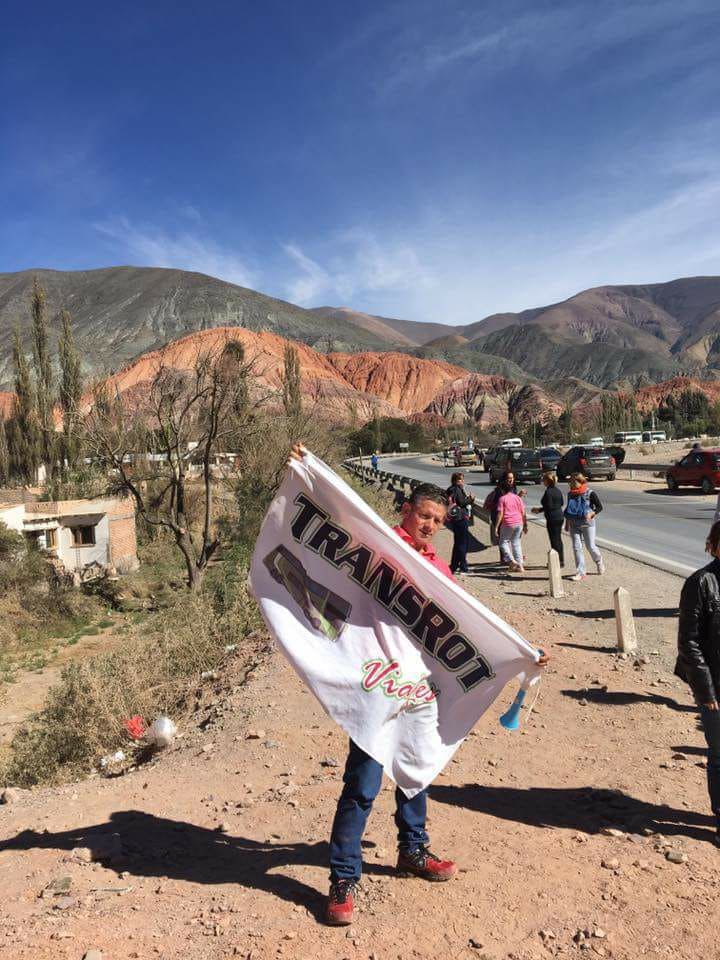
left=327, top=352, right=468, bottom=412
left=633, top=376, right=720, bottom=414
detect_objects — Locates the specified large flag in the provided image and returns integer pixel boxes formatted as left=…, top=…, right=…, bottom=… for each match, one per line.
left=249, top=451, right=541, bottom=797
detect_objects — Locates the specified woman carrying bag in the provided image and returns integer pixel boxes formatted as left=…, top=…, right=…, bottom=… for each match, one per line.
left=564, top=472, right=605, bottom=582
left=446, top=471, right=474, bottom=575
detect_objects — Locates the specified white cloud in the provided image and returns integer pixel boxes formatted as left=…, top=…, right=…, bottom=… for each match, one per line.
left=282, top=229, right=436, bottom=307
left=94, top=216, right=257, bottom=289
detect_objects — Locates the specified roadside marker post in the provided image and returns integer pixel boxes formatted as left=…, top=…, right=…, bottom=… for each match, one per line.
left=548, top=549, right=564, bottom=598
left=614, top=586, right=638, bottom=653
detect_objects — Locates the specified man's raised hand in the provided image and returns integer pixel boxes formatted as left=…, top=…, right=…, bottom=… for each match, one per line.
left=288, top=442, right=307, bottom=464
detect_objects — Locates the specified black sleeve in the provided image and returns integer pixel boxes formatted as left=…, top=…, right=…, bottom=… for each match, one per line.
left=540, top=489, right=549, bottom=509
left=589, top=491, right=603, bottom=514
left=677, top=574, right=716, bottom=704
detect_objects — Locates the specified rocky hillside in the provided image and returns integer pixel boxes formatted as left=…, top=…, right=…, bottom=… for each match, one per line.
left=633, top=376, right=720, bottom=414
left=83, top=329, right=556, bottom=428
left=452, top=278, right=720, bottom=388
left=0, top=268, right=416, bottom=389
left=3, top=266, right=720, bottom=394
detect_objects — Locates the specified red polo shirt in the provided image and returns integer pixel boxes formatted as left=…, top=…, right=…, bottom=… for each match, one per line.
left=392, top=524, right=454, bottom=581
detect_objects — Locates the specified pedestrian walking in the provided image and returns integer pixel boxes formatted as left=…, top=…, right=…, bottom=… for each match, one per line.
left=494, top=476, right=527, bottom=572
left=564, top=472, right=605, bottom=581
left=675, top=520, right=720, bottom=845
left=446, top=471, right=475, bottom=574
left=531, top=471, right=564, bottom=566
left=484, top=470, right=524, bottom=564
left=370, top=452, right=379, bottom=472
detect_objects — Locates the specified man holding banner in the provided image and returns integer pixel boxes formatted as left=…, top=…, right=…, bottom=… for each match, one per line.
left=250, top=446, right=549, bottom=927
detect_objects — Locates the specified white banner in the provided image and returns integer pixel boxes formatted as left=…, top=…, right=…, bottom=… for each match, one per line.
left=249, top=452, right=541, bottom=797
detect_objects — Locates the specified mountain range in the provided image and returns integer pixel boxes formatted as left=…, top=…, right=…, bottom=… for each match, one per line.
left=1, top=267, right=720, bottom=421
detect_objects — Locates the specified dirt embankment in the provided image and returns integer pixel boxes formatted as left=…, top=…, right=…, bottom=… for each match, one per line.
left=0, top=511, right=716, bottom=960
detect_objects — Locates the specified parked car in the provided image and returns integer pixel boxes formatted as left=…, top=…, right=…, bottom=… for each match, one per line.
left=489, top=448, right=544, bottom=484
left=482, top=446, right=501, bottom=471
left=604, top=445, right=626, bottom=467
left=454, top=447, right=476, bottom=466
left=666, top=449, right=720, bottom=494
left=556, top=445, right=616, bottom=481
left=536, top=446, right=562, bottom=471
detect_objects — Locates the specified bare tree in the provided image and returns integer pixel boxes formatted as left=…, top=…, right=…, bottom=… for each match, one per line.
left=85, top=339, right=253, bottom=591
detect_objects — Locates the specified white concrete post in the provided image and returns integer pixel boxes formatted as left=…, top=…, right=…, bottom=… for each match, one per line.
left=614, top=586, right=637, bottom=653
left=547, top=549, right=564, bottom=598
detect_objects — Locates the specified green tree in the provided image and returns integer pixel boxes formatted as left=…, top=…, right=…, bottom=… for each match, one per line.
left=9, top=329, right=40, bottom=482
left=58, top=308, right=84, bottom=469
left=281, top=344, right=302, bottom=423
left=0, top=419, right=9, bottom=483
left=30, top=278, right=56, bottom=472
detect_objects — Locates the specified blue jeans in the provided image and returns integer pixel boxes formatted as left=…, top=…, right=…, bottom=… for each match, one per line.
left=450, top=516, right=470, bottom=572
left=567, top=519, right=602, bottom=575
left=700, top=706, right=720, bottom=826
left=329, top=740, right=429, bottom=881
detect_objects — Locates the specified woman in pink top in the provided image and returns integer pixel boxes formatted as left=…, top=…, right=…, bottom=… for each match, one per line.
left=494, top=478, right=528, bottom=572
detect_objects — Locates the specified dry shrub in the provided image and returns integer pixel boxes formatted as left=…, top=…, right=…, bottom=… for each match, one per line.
left=1, top=559, right=264, bottom=787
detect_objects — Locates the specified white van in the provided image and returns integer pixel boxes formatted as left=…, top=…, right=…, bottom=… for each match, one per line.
left=588, top=436, right=604, bottom=446
left=500, top=437, right=523, bottom=448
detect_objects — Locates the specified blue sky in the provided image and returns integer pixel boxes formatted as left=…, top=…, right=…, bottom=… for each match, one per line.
left=2, top=0, right=719, bottom=324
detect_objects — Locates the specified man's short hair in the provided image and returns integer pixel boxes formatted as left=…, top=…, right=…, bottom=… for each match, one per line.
left=408, top=483, right=449, bottom=509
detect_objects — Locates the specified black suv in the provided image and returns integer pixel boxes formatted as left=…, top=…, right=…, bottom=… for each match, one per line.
left=489, top=448, right=544, bottom=484
left=536, top=446, right=561, bottom=471
left=556, top=446, right=616, bottom=482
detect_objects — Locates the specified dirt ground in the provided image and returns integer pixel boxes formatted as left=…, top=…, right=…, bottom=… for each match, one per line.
left=0, top=513, right=718, bottom=960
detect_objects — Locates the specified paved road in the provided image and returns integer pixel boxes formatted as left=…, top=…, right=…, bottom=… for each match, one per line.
left=379, top=455, right=717, bottom=577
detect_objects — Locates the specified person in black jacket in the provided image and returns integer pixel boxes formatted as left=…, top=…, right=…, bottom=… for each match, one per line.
left=676, top=520, right=720, bottom=841
left=531, top=471, right=564, bottom=566
left=446, top=472, right=474, bottom=574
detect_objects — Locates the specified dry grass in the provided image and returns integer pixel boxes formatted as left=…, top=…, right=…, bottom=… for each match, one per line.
left=0, top=556, right=264, bottom=787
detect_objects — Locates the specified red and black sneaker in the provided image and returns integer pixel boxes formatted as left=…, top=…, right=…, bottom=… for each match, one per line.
left=325, top=878, right=358, bottom=925
left=396, top=845, right=458, bottom=881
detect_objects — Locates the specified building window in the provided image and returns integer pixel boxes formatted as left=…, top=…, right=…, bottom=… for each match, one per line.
left=71, top=525, right=96, bottom=547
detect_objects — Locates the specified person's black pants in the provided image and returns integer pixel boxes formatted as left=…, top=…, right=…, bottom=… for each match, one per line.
left=546, top=520, right=564, bottom=566
left=700, top=706, right=720, bottom=828
left=450, top=517, right=470, bottom=573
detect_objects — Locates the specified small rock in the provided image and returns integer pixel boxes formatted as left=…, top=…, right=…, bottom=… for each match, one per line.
left=665, top=849, right=687, bottom=864
left=0, top=787, right=22, bottom=804
left=579, top=698, right=588, bottom=707
left=468, top=937, right=483, bottom=949
left=593, top=929, right=607, bottom=939
left=573, top=930, right=587, bottom=944
left=53, top=896, right=77, bottom=910
left=263, top=740, right=280, bottom=749
left=82, top=952, right=104, bottom=960
left=321, top=757, right=339, bottom=768
left=71, top=847, right=94, bottom=863
left=246, top=730, right=266, bottom=740
left=601, top=858, right=620, bottom=870
left=539, top=929, right=557, bottom=941
left=601, top=827, right=624, bottom=837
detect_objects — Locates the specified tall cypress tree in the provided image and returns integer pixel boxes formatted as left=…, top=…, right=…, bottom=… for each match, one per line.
left=30, top=278, right=55, bottom=471
left=0, top=418, right=9, bottom=484
left=281, top=344, right=302, bottom=422
left=10, top=329, right=40, bottom=483
left=58, top=308, right=83, bottom=468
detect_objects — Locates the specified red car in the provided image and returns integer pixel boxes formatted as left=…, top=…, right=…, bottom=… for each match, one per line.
left=666, top=449, right=720, bottom=494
